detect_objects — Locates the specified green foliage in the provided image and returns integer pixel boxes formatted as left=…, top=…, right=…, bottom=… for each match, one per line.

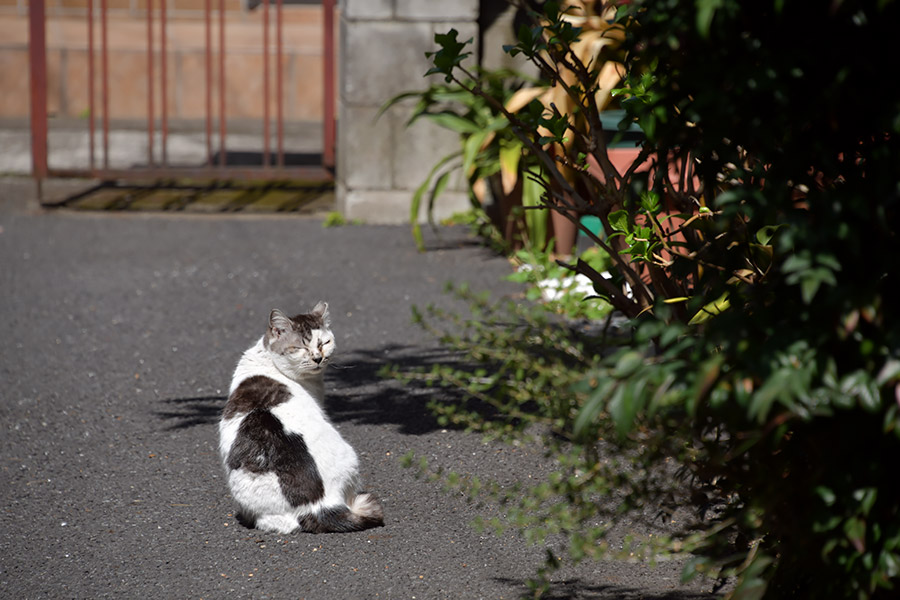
left=425, top=30, right=473, bottom=82
left=388, top=287, right=719, bottom=592
left=399, top=0, right=900, bottom=598
left=507, top=246, right=614, bottom=321
left=383, top=69, right=548, bottom=251
left=389, top=283, right=600, bottom=440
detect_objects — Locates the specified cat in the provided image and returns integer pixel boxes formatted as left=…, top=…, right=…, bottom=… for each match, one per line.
left=218, top=302, right=384, bottom=534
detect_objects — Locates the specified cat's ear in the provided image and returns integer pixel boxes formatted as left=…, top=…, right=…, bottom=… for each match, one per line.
left=311, top=301, right=329, bottom=325
left=268, top=309, right=293, bottom=337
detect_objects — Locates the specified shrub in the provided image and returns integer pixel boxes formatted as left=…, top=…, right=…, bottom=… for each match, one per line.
left=395, top=0, right=900, bottom=598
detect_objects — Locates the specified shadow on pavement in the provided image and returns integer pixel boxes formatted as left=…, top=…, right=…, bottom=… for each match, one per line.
left=155, top=395, right=226, bottom=430
left=494, top=578, right=717, bottom=600
left=326, top=344, right=487, bottom=435
left=154, top=343, right=472, bottom=435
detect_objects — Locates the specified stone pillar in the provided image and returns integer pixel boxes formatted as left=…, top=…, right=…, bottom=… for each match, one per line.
left=337, top=0, right=479, bottom=224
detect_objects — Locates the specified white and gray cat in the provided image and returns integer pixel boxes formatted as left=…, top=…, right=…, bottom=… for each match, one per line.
left=218, top=302, right=384, bottom=534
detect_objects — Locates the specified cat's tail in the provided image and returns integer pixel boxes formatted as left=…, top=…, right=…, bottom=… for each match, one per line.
left=300, top=493, right=384, bottom=534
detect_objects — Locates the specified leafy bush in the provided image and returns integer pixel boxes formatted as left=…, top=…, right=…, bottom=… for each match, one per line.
left=393, top=0, right=900, bottom=598
left=383, top=68, right=551, bottom=251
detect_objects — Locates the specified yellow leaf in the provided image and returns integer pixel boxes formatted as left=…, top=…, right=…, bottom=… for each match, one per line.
left=499, top=142, right=522, bottom=196
left=688, top=293, right=731, bottom=325
left=505, top=87, right=546, bottom=114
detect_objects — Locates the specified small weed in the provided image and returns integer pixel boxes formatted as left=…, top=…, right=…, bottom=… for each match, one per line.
left=322, top=211, right=363, bottom=228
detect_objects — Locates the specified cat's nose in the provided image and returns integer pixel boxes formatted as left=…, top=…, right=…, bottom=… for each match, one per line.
left=313, top=355, right=324, bottom=365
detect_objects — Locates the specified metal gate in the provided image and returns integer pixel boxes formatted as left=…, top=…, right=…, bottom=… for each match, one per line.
left=28, top=0, right=335, bottom=187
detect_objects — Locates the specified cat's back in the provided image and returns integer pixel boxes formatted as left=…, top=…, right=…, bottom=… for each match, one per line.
left=223, top=374, right=293, bottom=419
left=219, top=374, right=286, bottom=457
left=220, top=368, right=328, bottom=449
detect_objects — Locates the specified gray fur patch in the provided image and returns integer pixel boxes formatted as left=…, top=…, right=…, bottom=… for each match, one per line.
left=264, top=305, right=328, bottom=355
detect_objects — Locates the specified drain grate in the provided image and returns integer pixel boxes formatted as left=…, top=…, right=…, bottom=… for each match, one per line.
left=47, top=180, right=335, bottom=214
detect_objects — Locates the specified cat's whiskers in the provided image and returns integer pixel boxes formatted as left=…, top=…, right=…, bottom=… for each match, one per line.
left=325, top=362, right=355, bottom=370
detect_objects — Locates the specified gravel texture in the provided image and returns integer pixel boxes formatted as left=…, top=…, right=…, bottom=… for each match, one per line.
left=0, top=176, right=719, bottom=599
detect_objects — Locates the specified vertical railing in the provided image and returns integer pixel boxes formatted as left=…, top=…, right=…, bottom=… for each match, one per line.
left=217, top=0, right=227, bottom=168
left=160, top=0, right=169, bottom=166
left=101, top=0, right=110, bottom=169
left=28, top=0, right=336, bottom=186
left=147, top=0, right=155, bottom=165
left=87, top=0, right=95, bottom=170
left=204, top=0, right=213, bottom=164
left=28, top=0, right=48, bottom=181
left=275, top=0, right=284, bottom=168
left=322, top=0, right=335, bottom=170
left=262, top=0, right=270, bottom=168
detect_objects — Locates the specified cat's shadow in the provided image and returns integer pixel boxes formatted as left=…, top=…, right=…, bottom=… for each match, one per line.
left=156, top=395, right=225, bottom=430
left=155, top=344, right=467, bottom=435
left=324, top=344, right=471, bottom=435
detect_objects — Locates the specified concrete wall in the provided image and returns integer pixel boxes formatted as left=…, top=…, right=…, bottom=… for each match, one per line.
left=336, top=0, right=479, bottom=224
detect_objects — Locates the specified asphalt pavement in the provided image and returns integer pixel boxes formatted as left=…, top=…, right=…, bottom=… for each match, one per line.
left=0, top=176, right=718, bottom=599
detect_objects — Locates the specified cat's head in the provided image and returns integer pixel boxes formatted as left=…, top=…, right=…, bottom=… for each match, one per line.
left=264, top=302, right=335, bottom=380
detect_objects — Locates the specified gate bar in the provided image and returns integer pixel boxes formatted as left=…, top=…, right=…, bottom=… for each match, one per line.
left=262, top=0, right=270, bottom=168
left=218, top=0, right=226, bottom=167
left=276, top=0, right=284, bottom=167
left=322, top=0, right=334, bottom=169
left=147, top=0, right=154, bottom=166
left=204, top=0, right=212, bottom=165
left=87, top=0, right=95, bottom=169
left=29, top=0, right=48, bottom=180
left=161, top=0, right=168, bottom=165
left=101, top=0, right=109, bottom=169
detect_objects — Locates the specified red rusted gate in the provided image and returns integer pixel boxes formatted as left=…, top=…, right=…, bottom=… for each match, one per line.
left=28, top=0, right=335, bottom=189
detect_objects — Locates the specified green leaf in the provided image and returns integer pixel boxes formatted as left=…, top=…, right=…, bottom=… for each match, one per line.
left=755, top=224, right=785, bottom=245
left=574, top=379, right=615, bottom=439
left=801, top=267, right=838, bottom=304
left=841, top=370, right=882, bottom=412
left=696, top=0, right=726, bottom=38
left=428, top=171, right=452, bottom=228
left=614, top=350, right=644, bottom=378
left=749, top=368, right=791, bottom=423
left=782, top=253, right=811, bottom=274
left=800, top=276, right=822, bottom=305
left=425, top=111, right=483, bottom=134
left=853, top=487, right=878, bottom=517
left=606, top=376, right=648, bottom=437
left=410, top=152, right=461, bottom=250
left=732, top=579, right=768, bottom=600
left=844, top=517, right=867, bottom=552
left=732, top=553, right=774, bottom=600
left=815, top=485, right=837, bottom=507
left=498, top=140, right=522, bottom=177
left=425, top=29, right=473, bottom=82
left=640, top=191, right=661, bottom=213
left=681, top=556, right=711, bottom=583
left=877, top=358, right=900, bottom=385
left=461, top=130, right=490, bottom=177
left=608, top=209, right=630, bottom=233
left=521, top=174, right=548, bottom=250
left=688, top=292, right=731, bottom=325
